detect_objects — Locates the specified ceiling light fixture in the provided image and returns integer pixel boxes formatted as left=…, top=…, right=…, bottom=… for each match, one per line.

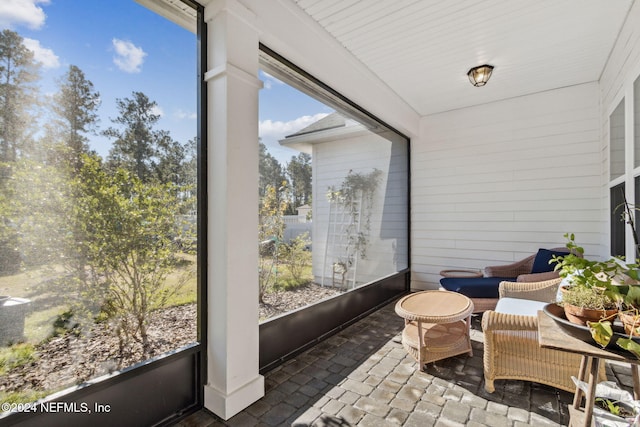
left=467, top=64, right=494, bottom=87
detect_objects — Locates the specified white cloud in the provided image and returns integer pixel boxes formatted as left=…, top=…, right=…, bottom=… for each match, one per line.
left=112, top=38, right=147, bottom=73
left=174, top=109, right=197, bottom=120
left=260, top=70, right=284, bottom=90
left=150, top=105, right=164, bottom=117
left=259, top=113, right=329, bottom=142
left=23, top=37, right=59, bottom=68
left=0, top=0, right=49, bottom=30
left=259, top=113, right=328, bottom=163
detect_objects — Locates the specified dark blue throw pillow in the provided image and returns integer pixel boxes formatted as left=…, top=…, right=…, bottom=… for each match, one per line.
left=531, top=248, right=569, bottom=274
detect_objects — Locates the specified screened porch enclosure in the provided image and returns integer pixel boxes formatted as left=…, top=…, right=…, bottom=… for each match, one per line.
left=2, top=0, right=640, bottom=425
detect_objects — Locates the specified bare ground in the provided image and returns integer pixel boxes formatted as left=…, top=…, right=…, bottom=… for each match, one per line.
left=0, top=283, right=341, bottom=397
left=259, top=282, right=342, bottom=319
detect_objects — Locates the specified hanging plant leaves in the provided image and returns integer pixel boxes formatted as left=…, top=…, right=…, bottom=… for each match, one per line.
left=617, top=338, right=640, bottom=359
left=587, top=321, right=613, bottom=348
left=625, top=285, right=640, bottom=307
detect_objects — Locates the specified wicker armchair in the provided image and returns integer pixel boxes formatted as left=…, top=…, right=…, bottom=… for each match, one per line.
left=481, top=278, right=605, bottom=393
left=441, top=247, right=576, bottom=314
left=483, top=247, right=570, bottom=282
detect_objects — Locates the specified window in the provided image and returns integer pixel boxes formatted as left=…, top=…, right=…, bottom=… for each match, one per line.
left=611, top=183, right=626, bottom=257
left=635, top=75, right=640, bottom=168
left=611, top=74, right=640, bottom=259
left=257, top=48, right=409, bottom=322
left=609, top=97, right=626, bottom=256
left=610, top=99, right=625, bottom=180
left=634, top=76, right=640, bottom=258
left=0, top=0, right=198, bottom=407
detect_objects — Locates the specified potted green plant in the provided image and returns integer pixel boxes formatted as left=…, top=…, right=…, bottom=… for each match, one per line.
left=587, top=272, right=640, bottom=356
left=609, top=193, right=640, bottom=354
left=560, top=284, right=618, bottom=325
left=553, top=233, right=623, bottom=325
left=553, top=234, right=640, bottom=356
left=613, top=269, right=640, bottom=340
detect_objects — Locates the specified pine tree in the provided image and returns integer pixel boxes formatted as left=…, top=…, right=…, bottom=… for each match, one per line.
left=156, top=130, right=186, bottom=186
left=0, top=29, right=40, bottom=162
left=103, top=91, right=163, bottom=183
left=0, top=30, right=40, bottom=272
left=287, top=152, right=312, bottom=209
left=259, top=141, right=287, bottom=197
left=49, top=65, right=100, bottom=170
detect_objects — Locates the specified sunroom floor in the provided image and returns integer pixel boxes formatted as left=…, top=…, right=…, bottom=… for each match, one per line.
left=174, top=300, right=636, bottom=427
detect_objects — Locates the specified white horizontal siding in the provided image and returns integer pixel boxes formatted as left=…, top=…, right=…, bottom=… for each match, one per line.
left=411, top=82, right=603, bottom=290
left=312, top=131, right=408, bottom=286
left=599, top=1, right=640, bottom=260
left=600, top=2, right=640, bottom=109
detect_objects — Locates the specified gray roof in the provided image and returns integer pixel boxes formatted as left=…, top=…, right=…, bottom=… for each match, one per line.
left=285, top=112, right=344, bottom=138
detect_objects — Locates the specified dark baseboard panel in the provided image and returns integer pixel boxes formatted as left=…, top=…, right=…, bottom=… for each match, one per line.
left=3, top=344, right=201, bottom=427
left=259, top=270, right=409, bottom=373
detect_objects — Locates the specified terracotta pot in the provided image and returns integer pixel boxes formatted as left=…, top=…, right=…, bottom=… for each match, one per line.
left=563, top=303, right=618, bottom=326
left=619, top=311, right=640, bottom=336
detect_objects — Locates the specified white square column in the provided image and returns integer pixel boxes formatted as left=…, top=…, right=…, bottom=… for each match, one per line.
left=202, top=0, right=264, bottom=420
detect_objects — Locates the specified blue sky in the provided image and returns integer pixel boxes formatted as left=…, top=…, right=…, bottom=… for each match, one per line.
left=259, top=71, right=331, bottom=163
left=0, top=0, right=330, bottom=165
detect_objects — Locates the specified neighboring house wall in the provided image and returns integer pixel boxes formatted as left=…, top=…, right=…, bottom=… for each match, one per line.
left=412, top=82, right=602, bottom=290
left=312, top=130, right=409, bottom=287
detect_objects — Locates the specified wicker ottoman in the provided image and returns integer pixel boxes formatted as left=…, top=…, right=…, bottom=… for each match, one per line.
left=395, top=290, right=474, bottom=369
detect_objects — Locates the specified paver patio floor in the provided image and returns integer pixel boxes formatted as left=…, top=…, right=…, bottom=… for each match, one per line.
left=175, top=299, right=635, bottom=426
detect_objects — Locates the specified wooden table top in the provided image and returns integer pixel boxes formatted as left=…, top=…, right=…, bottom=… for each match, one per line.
left=537, top=310, right=640, bottom=364
left=395, top=290, right=473, bottom=323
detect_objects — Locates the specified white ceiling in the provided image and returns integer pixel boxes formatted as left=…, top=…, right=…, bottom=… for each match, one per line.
left=292, top=0, right=634, bottom=116
left=136, top=0, right=198, bottom=32
left=148, top=0, right=634, bottom=117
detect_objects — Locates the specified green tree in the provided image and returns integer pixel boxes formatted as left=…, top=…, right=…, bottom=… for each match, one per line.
left=0, top=29, right=40, bottom=163
left=258, top=183, right=288, bottom=303
left=74, top=154, right=191, bottom=360
left=0, top=162, right=20, bottom=273
left=178, top=137, right=197, bottom=215
left=48, top=65, right=100, bottom=171
left=183, top=137, right=197, bottom=189
left=0, top=30, right=41, bottom=271
left=103, top=91, right=164, bottom=183
left=11, top=158, right=70, bottom=268
left=156, top=133, right=197, bottom=218
left=259, top=142, right=287, bottom=198
left=0, top=157, right=73, bottom=274
left=156, top=131, right=186, bottom=187
left=38, top=65, right=102, bottom=284
left=286, top=152, right=311, bottom=210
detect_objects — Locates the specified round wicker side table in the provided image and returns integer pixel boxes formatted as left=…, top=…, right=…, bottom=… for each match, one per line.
left=395, top=290, right=474, bottom=370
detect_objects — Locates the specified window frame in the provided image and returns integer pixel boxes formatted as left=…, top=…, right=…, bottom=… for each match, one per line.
left=0, top=2, right=207, bottom=426
left=257, top=44, right=411, bottom=372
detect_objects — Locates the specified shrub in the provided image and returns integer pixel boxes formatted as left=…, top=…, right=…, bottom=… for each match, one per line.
left=283, top=232, right=311, bottom=284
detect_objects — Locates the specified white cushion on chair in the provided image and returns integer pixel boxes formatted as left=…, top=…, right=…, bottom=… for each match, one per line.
left=495, top=297, right=548, bottom=316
